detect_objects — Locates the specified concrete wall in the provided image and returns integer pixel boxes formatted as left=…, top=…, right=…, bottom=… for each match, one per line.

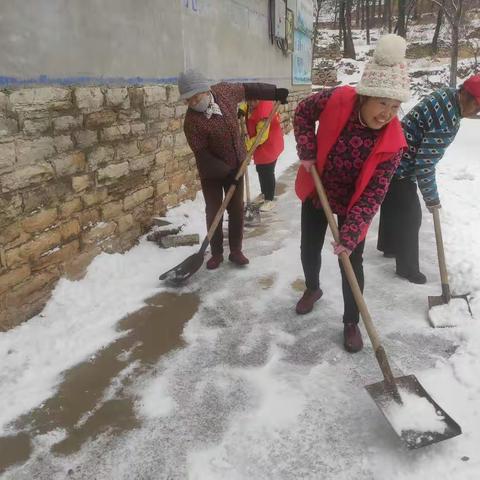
left=0, top=0, right=303, bottom=88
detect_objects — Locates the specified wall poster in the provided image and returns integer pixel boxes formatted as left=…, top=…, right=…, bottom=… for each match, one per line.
left=292, top=0, right=313, bottom=84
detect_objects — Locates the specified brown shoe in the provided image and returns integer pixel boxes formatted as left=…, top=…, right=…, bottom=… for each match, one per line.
left=228, top=250, right=249, bottom=266
left=295, top=288, right=323, bottom=315
left=206, top=254, right=223, bottom=270
left=343, top=323, right=363, bottom=353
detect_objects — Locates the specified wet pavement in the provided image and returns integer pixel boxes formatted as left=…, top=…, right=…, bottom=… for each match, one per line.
left=0, top=292, right=199, bottom=475
left=0, top=165, right=460, bottom=479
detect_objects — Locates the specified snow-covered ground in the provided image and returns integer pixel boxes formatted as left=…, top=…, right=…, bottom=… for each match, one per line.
left=1, top=40, right=480, bottom=480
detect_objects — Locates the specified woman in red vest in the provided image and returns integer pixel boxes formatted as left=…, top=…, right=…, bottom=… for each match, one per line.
left=293, top=34, right=410, bottom=353
left=243, top=100, right=284, bottom=211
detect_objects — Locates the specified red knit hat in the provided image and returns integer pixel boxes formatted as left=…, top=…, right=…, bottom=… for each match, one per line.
left=462, top=74, right=480, bottom=103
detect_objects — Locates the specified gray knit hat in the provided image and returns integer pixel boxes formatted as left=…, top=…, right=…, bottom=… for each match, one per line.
left=178, top=69, right=214, bottom=100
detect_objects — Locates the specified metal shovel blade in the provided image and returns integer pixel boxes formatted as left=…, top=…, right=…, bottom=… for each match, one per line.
left=159, top=252, right=204, bottom=285
left=244, top=204, right=261, bottom=227
left=428, top=293, right=472, bottom=311
left=365, top=374, right=462, bottom=449
left=428, top=294, right=473, bottom=328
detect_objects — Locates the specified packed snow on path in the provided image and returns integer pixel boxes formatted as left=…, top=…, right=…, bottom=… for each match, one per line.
left=1, top=121, right=479, bottom=479
left=2, top=61, right=480, bottom=479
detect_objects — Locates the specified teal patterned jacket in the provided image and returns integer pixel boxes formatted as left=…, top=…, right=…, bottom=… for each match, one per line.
left=396, top=88, right=461, bottom=205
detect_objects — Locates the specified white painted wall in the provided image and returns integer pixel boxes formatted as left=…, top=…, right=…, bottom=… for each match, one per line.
left=0, top=0, right=308, bottom=88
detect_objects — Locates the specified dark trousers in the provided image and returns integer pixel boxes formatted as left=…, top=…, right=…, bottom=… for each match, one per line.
left=201, top=176, right=244, bottom=255
left=301, top=199, right=365, bottom=324
left=377, top=177, right=422, bottom=275
left=255, top=161, right=276, bottom=201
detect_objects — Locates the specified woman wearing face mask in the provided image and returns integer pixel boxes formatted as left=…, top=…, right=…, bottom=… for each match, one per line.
left=293, top=35, right=410, bottom=353
left=178, top=69, right=289, bottom=270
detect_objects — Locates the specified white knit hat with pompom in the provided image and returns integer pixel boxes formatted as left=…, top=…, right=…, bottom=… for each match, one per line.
left=356, top=34, right=410, bottom=102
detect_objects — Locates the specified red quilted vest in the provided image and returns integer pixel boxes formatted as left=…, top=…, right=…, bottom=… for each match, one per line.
left=247, top=100, right=284, bottom=165
left=295, top=85, right=407, bottom=241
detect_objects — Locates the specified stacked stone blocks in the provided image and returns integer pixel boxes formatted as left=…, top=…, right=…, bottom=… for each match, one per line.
left=0, top=84, right=199, bottom=329
left=0, top=84, right=310, bottom=330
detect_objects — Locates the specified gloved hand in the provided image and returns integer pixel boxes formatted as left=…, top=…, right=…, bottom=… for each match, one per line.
left=331, top=241, right=352, bottom=257
left=300, top=159, right=315, bottom=172
left=427, top=203, right=441, bottom=213
left=225, top=170, right=240, bottom=186
left=245, top=136, right=255, bottom=152
left=275, top=87, right=289, bottom=104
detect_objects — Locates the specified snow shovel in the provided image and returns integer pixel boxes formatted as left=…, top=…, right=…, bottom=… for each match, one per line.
left=159, top=102, right=280, bottom=285
left=240, top=116, right=261, bottom=226
left=310, top=168, right=462, bottom=449
left=428, top=208, right=472, bottom=328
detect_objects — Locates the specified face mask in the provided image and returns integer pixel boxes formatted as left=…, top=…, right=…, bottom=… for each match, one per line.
left=190, top=93, right=211, bottom=112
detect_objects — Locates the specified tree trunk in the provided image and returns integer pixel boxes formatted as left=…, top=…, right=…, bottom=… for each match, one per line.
left=341, top=0, right=356, bottom=59
left=431, top=1, right=444, bottom=55
left=411, top=0, right=418, bottom=20
left=449, top=0, right=464, bottom=88
left=346, top=0, right=356, bottom=59
left=450, top=24, right=459, bottom=88
left=339, top=0, right=345, bottom=47
left=334, top=0, right=339, bottom=29
left=396, top=0, right=407, bottom=37
left=387, top=0, right=392, bottom=32
left=404, top=0, right=415, bottom=33
left=312, top=1, right=323, bottom=70
left=356, top=0, right=361, bottom=26
left=366, top=0, right=371, bottom=44
left=383, top=0, right=392, bottom=31
left=361, top=0, right=366, bottom=29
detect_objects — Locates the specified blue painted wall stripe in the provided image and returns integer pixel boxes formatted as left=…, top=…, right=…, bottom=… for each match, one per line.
left=0, top=75, right=294, bottom=88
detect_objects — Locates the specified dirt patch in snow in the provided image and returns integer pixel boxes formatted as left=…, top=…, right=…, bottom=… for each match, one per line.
left=0, top=291, right=199, bottom=474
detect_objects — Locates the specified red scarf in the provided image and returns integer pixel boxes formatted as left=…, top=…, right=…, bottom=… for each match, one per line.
left=296, top=86, right=406, bottom=205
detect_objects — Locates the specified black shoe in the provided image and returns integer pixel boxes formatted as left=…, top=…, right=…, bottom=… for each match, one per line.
left=396, top=270, right=427, bottom=284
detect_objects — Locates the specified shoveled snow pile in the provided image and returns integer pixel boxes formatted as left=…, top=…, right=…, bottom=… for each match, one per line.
left=428, top=297, right=473, bottom=328
left=384, top=389, right=448, bottom=435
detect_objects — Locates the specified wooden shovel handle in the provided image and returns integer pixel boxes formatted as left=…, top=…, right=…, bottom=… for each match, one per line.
left=310, top=168, right=397, bottom=386
left=244, top=166, right=252, bottom=204
left=240, top=117, right=252, bottom=203
left=432, top=208, right=451, bottom=301
left=204, top=102, right=280, bottom=245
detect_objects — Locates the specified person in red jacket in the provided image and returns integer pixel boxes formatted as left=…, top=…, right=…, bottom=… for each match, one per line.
left=242, top=100, right=284, bottom=211
left=293, top=34, right=410, bottom=353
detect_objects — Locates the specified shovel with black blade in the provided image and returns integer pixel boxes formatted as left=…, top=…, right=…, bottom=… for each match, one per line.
left=310, top=168, right=461, bottom=449
left=159, top=102, right=280, bottom=285
left=428, top=208, right=472, bottom=327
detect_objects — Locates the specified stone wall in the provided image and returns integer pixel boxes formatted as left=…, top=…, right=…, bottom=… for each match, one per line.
left=0, top=85, right=310, bottom=330
left=279, top=89, right=311, bottom=133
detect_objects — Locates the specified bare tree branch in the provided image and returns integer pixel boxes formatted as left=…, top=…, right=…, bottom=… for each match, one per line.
left=430, top=0, right=454, bottom=23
